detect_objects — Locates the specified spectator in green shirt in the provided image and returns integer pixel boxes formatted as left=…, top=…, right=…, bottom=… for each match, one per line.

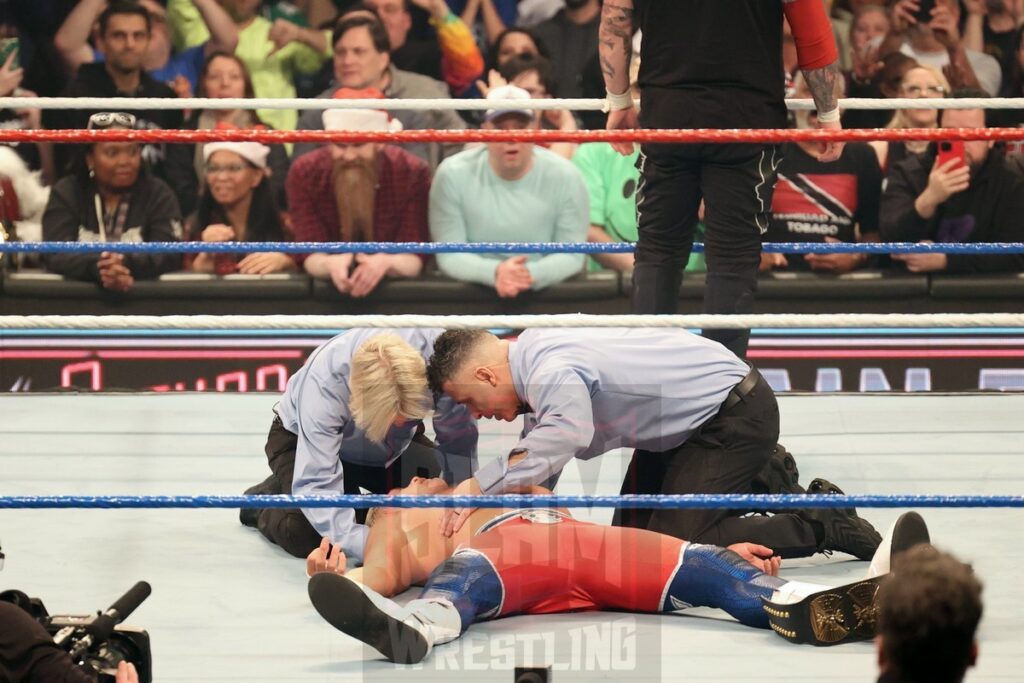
left=573, top=142, right=706, bottom=275
left=168, top=0, right=332, bottom=131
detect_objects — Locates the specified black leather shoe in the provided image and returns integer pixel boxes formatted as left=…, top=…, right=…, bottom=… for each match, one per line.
left=802, top=505, right=883, bottom=560
left=752, top=443, right=804, bottom=495
left=239, top=474, right=281, bottom=527
left=807, top=477, right=854, bottom=514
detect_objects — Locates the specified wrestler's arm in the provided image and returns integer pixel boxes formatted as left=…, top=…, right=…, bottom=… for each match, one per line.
left=599, top=0, right=633, bottom=97
left=308, top=515, right=415, bottom=597
left=783, top=0, right=843, bottom=161
left=599, top=0, right=638, bottom=155
left=351, top=515, right=416, bottom=596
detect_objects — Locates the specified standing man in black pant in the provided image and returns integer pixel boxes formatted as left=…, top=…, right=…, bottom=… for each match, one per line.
left=600, top=0, right=845, bottom=358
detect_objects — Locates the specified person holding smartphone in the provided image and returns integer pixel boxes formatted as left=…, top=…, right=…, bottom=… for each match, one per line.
left=880, top=88, right=1024, bottom=274
left=962, top=0, right=1023, bottom=93
left=890, top=0, right=1003, bottom=95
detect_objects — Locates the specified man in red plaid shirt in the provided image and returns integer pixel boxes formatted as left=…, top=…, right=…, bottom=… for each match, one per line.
left=286, top=88, right=429, bottom=298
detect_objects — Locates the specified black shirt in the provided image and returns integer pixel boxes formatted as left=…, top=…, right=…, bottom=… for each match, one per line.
left=880, top=149, right=1024, bottom=273
left=42, top=63, right=184, bottom=178
left=533, top=10, right=600, bottom=99
left=41, top=170, right=183, bottom=282
left=634, top=0, right=787, bottom=130
left=767, top=141, right=882, bottom=269
left=983, top=23, right=1017, bottom=93
left=392, top=39, right=444, bottom=84
left=988, top=84, right=1024, bottom=154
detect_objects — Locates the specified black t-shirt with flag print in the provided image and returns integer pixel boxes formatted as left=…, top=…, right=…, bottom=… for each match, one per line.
left=766, top=142, right=882, bottom=270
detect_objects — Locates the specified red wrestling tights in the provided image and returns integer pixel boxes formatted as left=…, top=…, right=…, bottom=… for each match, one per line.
left=468, top=514, right=685, bottom=616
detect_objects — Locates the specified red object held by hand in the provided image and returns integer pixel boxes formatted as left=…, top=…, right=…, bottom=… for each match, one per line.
left=937, top=140, right=965, bottom=169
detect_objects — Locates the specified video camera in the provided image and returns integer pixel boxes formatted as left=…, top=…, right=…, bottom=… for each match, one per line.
left=1, top=540, right=153, bottom=683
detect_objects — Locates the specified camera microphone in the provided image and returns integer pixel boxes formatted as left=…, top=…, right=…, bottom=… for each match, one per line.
left=68, top=581, right=152, bottom=660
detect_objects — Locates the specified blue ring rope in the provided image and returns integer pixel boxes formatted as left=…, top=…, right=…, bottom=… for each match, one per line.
left=2, top=242, right=1024, bottom=255
left=0, top=494, right=1021, bottom=509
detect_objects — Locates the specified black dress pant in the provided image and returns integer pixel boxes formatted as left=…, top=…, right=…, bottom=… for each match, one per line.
left=255, top=415, right=442, bottom=558
left=632, top=142, right=781, bottom=358
left=612, top=374, right=819, bottom=558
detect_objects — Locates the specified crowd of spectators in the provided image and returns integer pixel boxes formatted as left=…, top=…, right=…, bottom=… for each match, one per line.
left=2, top=0, right=1024, bottom=296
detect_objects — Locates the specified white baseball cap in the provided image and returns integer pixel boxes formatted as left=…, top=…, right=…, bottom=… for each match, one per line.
left=484, top=85, right=535, bottom=123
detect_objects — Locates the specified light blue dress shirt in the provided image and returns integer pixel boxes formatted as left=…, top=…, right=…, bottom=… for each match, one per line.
left=474, top=328, right=750, bottom=493
left=277, top=328, right=477, bottom=563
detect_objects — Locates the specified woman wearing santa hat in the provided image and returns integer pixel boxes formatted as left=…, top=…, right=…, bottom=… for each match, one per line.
left=185, top=140, right=295, bottom=276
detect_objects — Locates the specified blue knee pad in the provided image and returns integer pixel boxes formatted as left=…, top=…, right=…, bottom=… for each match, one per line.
left=420, top=549, right=504, bottom=632
left=663, top=544, right=786, bottom=629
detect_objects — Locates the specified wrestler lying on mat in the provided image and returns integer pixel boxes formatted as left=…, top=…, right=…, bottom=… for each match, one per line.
left=303, top=475, right=930, bottom=664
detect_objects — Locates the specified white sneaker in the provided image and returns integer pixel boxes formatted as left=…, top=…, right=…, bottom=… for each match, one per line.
left=308, top=573, right=461, bottom=664
left=866, top=511, right=931, bottom=579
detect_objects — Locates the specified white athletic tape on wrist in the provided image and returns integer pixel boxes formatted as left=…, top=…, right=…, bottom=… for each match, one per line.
left=817, top=108, right=841, bottom=123
left=606, top=89, right=635, bottom=111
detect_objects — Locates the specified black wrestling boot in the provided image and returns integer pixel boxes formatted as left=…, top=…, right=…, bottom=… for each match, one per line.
left=239, top=474, right=281, bottom=528
left=762, top=575, right=883, bottom=646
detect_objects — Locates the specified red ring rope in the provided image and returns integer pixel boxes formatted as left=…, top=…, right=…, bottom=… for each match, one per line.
left=1, top=127, right=1022, bottom=144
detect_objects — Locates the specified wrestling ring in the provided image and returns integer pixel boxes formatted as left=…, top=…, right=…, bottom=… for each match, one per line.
left=0, top=94, right=1022, bottom=682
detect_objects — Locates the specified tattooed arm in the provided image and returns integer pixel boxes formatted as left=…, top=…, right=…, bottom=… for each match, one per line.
left=803, top=63, right=840, bottom=120
left=599, top=0, right=634, bottom=99
left=802, top=62, right=844, bottom=162
left=599, top=0, right=638, bottom=155
left=783, top=0, right=844, bottom=162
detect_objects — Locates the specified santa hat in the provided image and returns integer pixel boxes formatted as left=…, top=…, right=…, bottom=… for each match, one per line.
left=203, top=141, right=271, bottom=169
left=322, top=87, right=403, bottom=132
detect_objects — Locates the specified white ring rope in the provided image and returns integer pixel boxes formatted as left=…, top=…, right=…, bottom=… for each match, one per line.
left=2, top=313, right=1023, bottom=331
left=0, top=96, right=1017, bottom=113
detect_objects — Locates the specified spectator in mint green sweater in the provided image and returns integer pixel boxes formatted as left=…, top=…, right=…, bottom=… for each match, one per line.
left=429, top=85, right=588, bottom=298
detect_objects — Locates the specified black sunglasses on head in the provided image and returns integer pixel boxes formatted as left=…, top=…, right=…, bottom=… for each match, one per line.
left=87, top=112, right=137, bottom=130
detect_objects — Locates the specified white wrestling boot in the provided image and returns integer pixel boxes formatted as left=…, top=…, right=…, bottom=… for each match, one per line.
left=308, top=573, right=461, bottom=664
left=865, top=511, right=931, bottom=579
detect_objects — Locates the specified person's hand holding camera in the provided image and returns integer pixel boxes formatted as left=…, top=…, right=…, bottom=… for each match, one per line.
left=930, top=3, right=962, bottom=49
left=115, top=661, right=139, bottom=683
left=926, top=156, right=970, bottom=200
left=0, top=51, right=23, bottom=97
left=913, top=157, right=970, bottom=220
left=891, top=0, right=922, bottom=33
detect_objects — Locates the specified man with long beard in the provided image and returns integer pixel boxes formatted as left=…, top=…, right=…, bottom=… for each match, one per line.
left=286, top=88, right=430, bottom=297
